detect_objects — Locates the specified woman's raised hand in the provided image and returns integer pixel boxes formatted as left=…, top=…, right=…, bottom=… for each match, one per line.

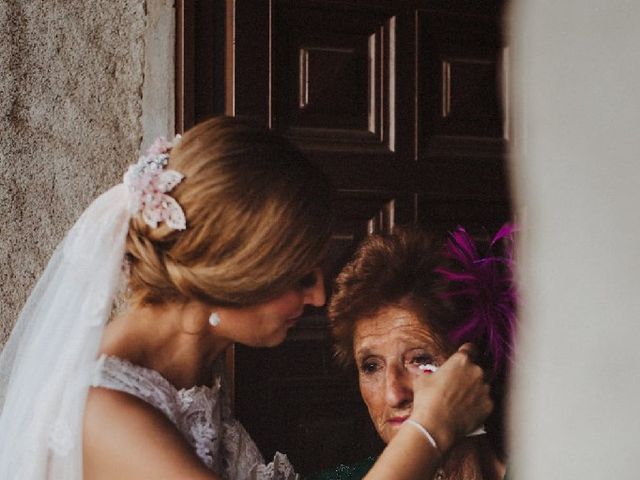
left=409, top=343, right=493, bottom=454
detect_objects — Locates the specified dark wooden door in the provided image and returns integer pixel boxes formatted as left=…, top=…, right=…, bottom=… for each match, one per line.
left=177, top=0, right=509, bottom=473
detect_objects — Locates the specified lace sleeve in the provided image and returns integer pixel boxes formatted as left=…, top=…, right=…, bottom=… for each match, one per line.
left=91, top=355, right=180, bottom=423
left=221, top=417, right=298, bottom=480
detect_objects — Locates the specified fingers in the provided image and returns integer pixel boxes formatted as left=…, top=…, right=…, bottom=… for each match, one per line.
left=440, top=344, right=493, bottom=436
left=455, top=343, right=493, bottom=386
left=451, top=343, right=488, bottom=382
left=456, top=342, right=479, bottom=363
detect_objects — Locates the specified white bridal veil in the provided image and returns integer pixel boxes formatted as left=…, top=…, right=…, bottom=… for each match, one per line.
left=0, top=185, right=130, bottom=479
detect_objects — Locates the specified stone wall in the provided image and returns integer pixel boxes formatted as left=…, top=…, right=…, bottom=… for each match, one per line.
left=0, top=1, right=172, bottom=345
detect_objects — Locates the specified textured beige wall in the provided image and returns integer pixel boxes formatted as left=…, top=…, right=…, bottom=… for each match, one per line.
left=0, top=1, right=153, bottom=344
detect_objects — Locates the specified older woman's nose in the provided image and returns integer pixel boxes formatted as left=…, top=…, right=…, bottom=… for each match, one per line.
left=303, top=269, right=326, bottom=307
left=385, top=365, right=413, bottom=407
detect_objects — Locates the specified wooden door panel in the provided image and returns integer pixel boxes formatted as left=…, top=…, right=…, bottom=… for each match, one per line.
left=418, top=194, right=511, bottom=238
left=417, top=9, right=506, bottom=158
left=322, top=191, right=413, bottom=282
left=274, top=2, right=394, bottom=154
left=227, top=1, right=270, bottom=124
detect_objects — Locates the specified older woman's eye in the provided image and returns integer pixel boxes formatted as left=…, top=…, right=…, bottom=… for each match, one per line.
left=406, top=354, right=434, bottom=372
left=359, top=360, right=380, bottom=375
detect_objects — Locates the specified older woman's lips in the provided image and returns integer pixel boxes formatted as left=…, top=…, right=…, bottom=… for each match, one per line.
left=286, top=315, right=302, bottom=327
left=387, top=416, right=409, bottom=426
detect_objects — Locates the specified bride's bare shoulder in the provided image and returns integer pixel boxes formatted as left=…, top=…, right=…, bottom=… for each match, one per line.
left=83, top=387, right=219, bottom=480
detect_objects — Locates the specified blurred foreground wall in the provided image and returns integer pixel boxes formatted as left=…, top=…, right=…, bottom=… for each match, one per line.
left=509, top=1, right=640, bottom=478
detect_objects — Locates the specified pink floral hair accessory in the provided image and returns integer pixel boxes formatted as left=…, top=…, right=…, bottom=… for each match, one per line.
left=123, top=134, right=187, bottom=230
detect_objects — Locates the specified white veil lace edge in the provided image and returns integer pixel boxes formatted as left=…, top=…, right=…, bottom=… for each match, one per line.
left=0, top=185, right=130, bottom=479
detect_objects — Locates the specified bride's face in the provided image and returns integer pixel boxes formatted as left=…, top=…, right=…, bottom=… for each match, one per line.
left=215, top=269, right=325, bottom=347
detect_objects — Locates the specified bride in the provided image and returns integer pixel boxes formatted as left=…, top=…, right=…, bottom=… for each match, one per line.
left=0, top=116, right=491, bottom=479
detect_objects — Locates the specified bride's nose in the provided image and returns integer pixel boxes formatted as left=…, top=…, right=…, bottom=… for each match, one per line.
left=303, top=269, right=326, bottom=307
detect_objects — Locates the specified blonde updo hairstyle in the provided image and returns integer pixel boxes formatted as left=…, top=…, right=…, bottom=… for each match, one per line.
left=126, top=116, right=334, bottom=308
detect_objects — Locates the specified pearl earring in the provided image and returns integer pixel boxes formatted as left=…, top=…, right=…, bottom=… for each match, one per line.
left=208, top=311, right=220, bottom=326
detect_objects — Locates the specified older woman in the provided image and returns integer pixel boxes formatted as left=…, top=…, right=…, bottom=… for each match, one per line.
left=322, top=227, right=514, bottom=480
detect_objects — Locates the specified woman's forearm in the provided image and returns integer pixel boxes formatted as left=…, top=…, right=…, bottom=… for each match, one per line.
left=363, top=423, right=442, bottom=480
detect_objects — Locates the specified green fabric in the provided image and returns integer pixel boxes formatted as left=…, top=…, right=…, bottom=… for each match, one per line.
left=307, top=457, right=510, bottom=480
left=306, top=457, right=376, bottom=480
left=503, top=466, right=511, bottom=480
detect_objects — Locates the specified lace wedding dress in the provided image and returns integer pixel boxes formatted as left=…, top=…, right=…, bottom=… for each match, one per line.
left=91, top=355, right=298, bottom=480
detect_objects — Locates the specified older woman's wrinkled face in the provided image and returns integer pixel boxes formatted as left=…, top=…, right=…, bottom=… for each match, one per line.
left=353, top=305, right=450, bottom=444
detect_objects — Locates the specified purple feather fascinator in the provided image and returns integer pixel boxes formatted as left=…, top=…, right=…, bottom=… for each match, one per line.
left=436, top=224, right=517, bottom=379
